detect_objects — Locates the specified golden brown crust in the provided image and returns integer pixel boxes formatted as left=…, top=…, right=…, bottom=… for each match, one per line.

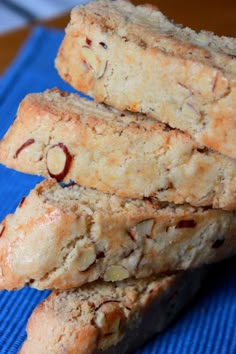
left=0, top=89, right=235, bottom=210
left=0, top=179, right=235, bottom=290
left=20, top=302, right=99, bottom=354
left=55, top=0, right=236, bottom=158
left=20, top=270, right=206, bottom=354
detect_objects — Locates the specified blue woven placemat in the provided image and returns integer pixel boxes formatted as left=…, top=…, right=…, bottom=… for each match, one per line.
left=0, top=26, right=235, bottom=354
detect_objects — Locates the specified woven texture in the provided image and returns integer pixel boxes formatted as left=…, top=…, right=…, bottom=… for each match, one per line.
left=0, top=27, right=235, bottom=354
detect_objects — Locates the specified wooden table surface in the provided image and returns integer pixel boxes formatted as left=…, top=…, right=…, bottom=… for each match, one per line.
left=0, top=0, right=235, bottom=75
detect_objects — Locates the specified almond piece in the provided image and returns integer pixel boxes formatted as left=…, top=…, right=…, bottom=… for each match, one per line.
left=104, top=265, right=129, bottom=282
left=77, top=246, right=96, bottom=272
left=18, top=196, right=26, bottom=208
left=0, top=224, right=5, bottom=238
left=95, top=302, right=123, bottom=334
left=135, top=219, right=154, bottom=238
left=181, top=100, right=201, bottom=123
left=81, top=47, right=107, bottom=79
left=97, top=60, right=108, bottom=80
left=46, top=143, right=72, bottom=181
left=81, top=47, right=100, bottom=72
left=13, top=138, right=35, bottom=159
left=95, top=302, right=125, bottom=350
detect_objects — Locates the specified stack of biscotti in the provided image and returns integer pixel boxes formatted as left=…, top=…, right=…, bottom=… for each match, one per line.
left=0, top=0, right=235, bottom=353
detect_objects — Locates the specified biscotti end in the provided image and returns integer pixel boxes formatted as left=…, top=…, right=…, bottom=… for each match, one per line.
left=20, top=270, right=206, bottom=354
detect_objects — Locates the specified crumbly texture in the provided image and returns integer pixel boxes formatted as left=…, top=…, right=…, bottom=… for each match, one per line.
left=0, top=178, right=235, bottom=290
left=55, top=0, right=236, bottom=159
left=20, top=270, right=205, bottom=354
left=0, top=89, right=236, bottom=210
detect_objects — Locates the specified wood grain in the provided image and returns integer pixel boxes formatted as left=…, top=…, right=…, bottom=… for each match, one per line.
left=0, top=0, right=235, bottom=75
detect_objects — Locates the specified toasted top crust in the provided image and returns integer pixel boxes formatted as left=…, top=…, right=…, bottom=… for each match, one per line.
left=55, top=0, right=236, bottom=158
left=70, top=0, right=236, bottom=74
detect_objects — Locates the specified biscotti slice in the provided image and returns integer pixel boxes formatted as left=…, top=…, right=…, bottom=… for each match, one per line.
left=0, top=178, right=235, bottom=290
left=20, top=270, right=205, bottom=354
left=55, top=0, right=236, bottom=159
left=0, top=89, right=236, bottom=210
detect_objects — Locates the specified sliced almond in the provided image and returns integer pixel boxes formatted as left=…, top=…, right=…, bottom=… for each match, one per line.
left=46, top=143, right=72, bottom=181
left=95, top=302, right=125, bottom=350
left=181, top=100, right=201, bottom=123
left=13, top=138, right=35, bottom=159
left=104, top=265, right=129, bottom=282
left=97, top=60, right=108, bottom=80
left=0, top=224, right=5, bottom=238
left=18, top=196, right=26, bottom=208
left=77, top=246, right=96, bottom=272
left=135, top=219, right=154, bottom=238
left=81, top=47, right=100, bottom=72
left=212, top=71, right=229, bottom=98
left=81, top=47, right=107, bottom=79
left=95, top=302, right=122, bottom=333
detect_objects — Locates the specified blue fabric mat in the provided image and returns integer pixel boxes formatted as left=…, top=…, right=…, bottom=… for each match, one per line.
left=0, top=26, right=235, bottom=354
